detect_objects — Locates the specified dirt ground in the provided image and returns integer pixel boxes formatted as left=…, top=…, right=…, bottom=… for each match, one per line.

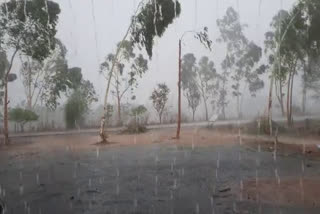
left=0, top=127, right=320, bottom=213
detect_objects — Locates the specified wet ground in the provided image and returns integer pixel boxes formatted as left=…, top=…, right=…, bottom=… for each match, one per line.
left=0, top=128, right=319, bottom=214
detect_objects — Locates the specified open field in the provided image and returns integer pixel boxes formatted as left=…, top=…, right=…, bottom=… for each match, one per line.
left=0, top=127, right=320, bottom=213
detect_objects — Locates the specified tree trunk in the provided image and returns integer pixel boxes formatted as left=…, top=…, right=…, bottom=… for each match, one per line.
left=268, top=75, right=274, bottom=136
left=236, top=95, right=240, bottom=119
left=279, top=82, right=285, bottom=117
left=99, top=2, right=143, bottom=143
left=117, top=95, right=122, bottom=126
left=192, top=110, right=195, bottom=122
left=286, top=72, right=292, bottom=127
left=302, top=70, right=307, bottom=115
left=176, top=39, right=182, bottom=139
left=289, top=72, right=295, bottom=126
left=3, top=80, right=9, bottom=145
left=203, top=98, right=208, bottom=121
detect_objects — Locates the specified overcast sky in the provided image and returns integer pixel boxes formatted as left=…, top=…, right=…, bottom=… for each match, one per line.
left=8, top=0, right=299, bottom=118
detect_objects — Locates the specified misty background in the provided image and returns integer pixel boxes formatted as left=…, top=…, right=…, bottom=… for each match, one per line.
left=7, top=0, right=319, bottom=126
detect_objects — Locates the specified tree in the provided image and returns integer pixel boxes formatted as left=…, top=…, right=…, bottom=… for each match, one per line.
left=293, top=0, right=320, bottom=113
left=196, top=56, right=218, bottom=121
left=181, top=53, right=200, bottom=121
left=100, top=0, right=181, bottom=142
left=0, top=51, right=17, bottom=105
left=0, top=0, right=61, bottom=144
left=100, top=41, right=148, bottom=125
left=217, top=7, right=263, bottom=119
left=150, top=83, right=170, bottom=124
left=64, top=69, right=98, bottom=129
left=9, top=107, right=38, bottom=132
left=176, top=27, right=212, bottom=139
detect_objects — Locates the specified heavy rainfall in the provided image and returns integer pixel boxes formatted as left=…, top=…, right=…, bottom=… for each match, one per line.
left=0, top=0, right=320, bottom=213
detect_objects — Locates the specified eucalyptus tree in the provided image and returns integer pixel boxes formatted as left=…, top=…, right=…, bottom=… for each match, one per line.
left=99, top=0, right=181, bottom=142
left=181, top=53, right=200, bottom=121
left=0, top=0, right=61, bottom=144
left=196, top=56, right=218, bottom=121
left=150, top=83, right=170, bottom=124
left=293, top=0, right=320, bottom=113
left=100, top=40, right=148, bottom=125
left=176, top=28, right=212, bottom=138
left=217, top=7, right=263, bottom=119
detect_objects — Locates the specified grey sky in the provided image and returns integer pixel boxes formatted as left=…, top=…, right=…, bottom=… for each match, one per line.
left=9, top=0, right=299, bottom=119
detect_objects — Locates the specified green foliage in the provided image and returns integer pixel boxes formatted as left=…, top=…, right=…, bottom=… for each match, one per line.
left=0, top=0, right=61, bottom=61
left=64, top=74, right=98, bottom=129
left=131, top=0, right=181, bottom=58
left=64, top=90, right=87, bottom=129
left=131, top=105, right=147, bottom=116
left=150, top=83, right=170, bottom=123
left=9, top=107, right=38, bottom=124
left=217, top=7, right=263, bottom=98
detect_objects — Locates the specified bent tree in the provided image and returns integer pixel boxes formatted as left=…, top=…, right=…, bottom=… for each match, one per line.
left=99, top=0, right=181, bottom=142
left=0, top=0, right=61, bottom=145
left=100, top=41, right=148, bottom=126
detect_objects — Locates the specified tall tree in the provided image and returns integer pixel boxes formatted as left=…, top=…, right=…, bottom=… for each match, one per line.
left=100, top=0, right=181, bottom=142
left=181, top=53, right=200, bottom=121
left=150, top=83, right=170, bottom=124
left=196, top=56, right=218, bottom=121
left=100, top=40, right=148, bottom=125
left=217, top=7, right=263, bottom=119
left=0, top=0, right=60, bottom=144
left=64, top=68, right=98, bottom=129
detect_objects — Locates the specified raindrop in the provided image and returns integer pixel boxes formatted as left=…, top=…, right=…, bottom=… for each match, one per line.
left=159, top=5, right=163, bottom=21
left=300, top=177, right=304, bottom=201
left=153, top=0, right=158, bottom=36
left=19, top=184, right=24, bottom=196
left=44, top=0, right=51, bottom=49
left=116, top=168, right=120, bottom=177
left=195, top=202, right=200, bottom=214
left=88, top=178, right=92, bottom=188
left=174, top=0, right=177, bottom=18
left=116, top=183, right=119, bottom=195
left=90, top=0, right=100, bottom=62
left=96, top=147, right=99, bottom=158
left=134, top=135, right=137, bottom=144
left=194, top=0, right=198, bottom=29
left=173, top=178, right=177, bottom=189
left=181, top=168, right=185, bottom=176
left=36, top=173, right=40, bottom=185
left=301, top=160, right=305, bottom=174
left=133, top=198, right=138, bottom=210
left=19, top=172, right=23, bottom=181
left=77, top=188, right=81, bottom=197
left=255, top=170, right=259, bottom=187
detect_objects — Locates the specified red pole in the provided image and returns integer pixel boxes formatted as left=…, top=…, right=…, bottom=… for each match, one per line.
left=176, top=39, right=182, bottom=139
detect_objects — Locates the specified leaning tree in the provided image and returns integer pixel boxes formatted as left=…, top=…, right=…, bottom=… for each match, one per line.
left=100, top=40, right=148, bottom=126
left=99, top=0, right=181, bottom=143
left=0, top=0, right=61, bottom=144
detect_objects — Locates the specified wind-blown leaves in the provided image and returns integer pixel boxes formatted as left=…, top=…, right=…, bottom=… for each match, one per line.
left=131, top=0, right=181, bottom=58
